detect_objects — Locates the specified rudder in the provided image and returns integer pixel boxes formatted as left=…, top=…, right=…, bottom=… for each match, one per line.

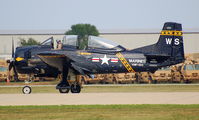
left=156, top=22, right=185, bottom=64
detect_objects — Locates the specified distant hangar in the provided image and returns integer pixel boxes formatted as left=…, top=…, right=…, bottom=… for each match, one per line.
left=0, top=29, right=199, bottom=59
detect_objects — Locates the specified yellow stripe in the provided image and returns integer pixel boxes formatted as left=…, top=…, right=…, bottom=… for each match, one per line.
left=161, top=30, right=183, bottom=36
left=116, top=52, right=135, bottom=73
left=38, top=55, right=65, bottom=58
left=78, top=52, right=92, bottom=55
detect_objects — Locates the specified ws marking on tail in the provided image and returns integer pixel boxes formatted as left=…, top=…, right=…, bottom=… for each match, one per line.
left=165, top=38, right=180, bottom=45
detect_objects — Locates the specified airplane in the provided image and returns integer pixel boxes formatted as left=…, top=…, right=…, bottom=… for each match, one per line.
left=9, top=22, right=185, bottom=94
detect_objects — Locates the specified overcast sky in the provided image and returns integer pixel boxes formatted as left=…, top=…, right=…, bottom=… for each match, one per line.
left=0, top=0, right=198, bottom=30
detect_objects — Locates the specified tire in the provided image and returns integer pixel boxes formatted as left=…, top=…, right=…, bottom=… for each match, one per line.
left=59, top=88, right=70, bottom=93
left=71, top=84, right=81, bottom=93
left=22, top=86, right=32, bottom=94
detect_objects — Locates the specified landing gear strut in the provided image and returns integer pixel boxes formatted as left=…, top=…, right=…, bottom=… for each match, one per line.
left=56, top=65, right=81, bottom=94
left=22, top=74, right=33, bottom=94
left=56, top=65, right=71, bottom=93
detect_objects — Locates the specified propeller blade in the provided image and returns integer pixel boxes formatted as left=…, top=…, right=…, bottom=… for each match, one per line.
left=7, top=61, right=13, bottom=82
left=8, top=38, right=17, bottom=81
left=8, top=61, right=13, bottom=71
left=13, top=65, right=19, bottom=82
left=12, top=37, right=14, bottom=58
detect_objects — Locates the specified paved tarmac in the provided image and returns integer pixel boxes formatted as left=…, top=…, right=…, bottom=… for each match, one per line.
left=0, top=92, right=199, bottom=106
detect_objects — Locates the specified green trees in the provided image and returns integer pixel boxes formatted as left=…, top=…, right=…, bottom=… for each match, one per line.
left=19, top=38, right=40, bottom=46
left=65, top=24, right=99, bottom=37
left=65, top=24, right=100, bottom=50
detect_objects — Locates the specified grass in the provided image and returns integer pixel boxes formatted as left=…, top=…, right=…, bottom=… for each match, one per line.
left=0, top=105, right=199, bottom=120
left=1, top=85, right=199, bottom=120
left=1, top=85, right=199, bottom=94
left=0, top=81, right=58, bottom=86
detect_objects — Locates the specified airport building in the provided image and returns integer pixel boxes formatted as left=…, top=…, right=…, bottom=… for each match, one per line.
left=0, top=29, right=199, bottom=59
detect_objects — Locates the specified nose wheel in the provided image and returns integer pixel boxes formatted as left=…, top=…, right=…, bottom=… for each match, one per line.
left=22, top=86, right=32, bottom=94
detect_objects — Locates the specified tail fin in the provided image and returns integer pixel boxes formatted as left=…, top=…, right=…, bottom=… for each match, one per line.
left=156, top=22, right=185, bottom=63
left=131, top=22, right=185, bottom=65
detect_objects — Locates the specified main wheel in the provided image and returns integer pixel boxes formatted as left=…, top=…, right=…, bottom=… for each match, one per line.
left=59, top=88, right=70, bottom=93
left=22, top=86, right=32, bottom=94
left=71, top=84, right=81, bottom=93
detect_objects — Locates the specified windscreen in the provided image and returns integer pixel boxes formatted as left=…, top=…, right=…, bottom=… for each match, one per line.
left=88, top=36, right=119, bottom=49
left=41, top=37, right=53, bottom=45
left=62, top=35, right=78, bottom=46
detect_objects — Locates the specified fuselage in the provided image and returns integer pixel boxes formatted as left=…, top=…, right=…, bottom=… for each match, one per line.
left=38, top=47, right=162, bottom=75
left=70, top=50, right=157, bottom=74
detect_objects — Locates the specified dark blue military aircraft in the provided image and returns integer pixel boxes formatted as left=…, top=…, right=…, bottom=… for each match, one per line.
left=9, top=22, right=185, bottom=94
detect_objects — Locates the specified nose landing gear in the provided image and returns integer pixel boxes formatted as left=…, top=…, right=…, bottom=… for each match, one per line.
left=22, top=86, right=32, bottom=94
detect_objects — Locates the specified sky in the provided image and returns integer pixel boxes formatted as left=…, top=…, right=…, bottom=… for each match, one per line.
left=0, top=0, right=198, bottom=30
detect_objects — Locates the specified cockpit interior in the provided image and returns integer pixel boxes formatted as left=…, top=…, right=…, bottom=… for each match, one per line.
left=41, top=35, right=126, bottom=53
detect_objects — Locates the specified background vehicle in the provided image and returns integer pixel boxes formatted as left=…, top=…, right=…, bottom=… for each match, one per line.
left=114, top=73, right=136, bottom=84
left=81, top=74, right=104, bottom=84
left=152, top=67, right=172, bottom=83
left=0, top=60, right=7, bottom=82
left=180, top=63, right=199, bottom=83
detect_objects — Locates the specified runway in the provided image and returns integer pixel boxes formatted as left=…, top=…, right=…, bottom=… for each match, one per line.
left=1, top=92, right=199, bottom=106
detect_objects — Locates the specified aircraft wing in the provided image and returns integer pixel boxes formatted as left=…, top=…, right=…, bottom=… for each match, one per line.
left=37, top=52, right=68, bottom=71
left=37, top=52, right=90, bottom=75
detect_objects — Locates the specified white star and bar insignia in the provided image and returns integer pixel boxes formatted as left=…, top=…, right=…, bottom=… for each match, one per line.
left=100, top=54, right=110, bottom=65
left=91, top=54, right=118, bottom=65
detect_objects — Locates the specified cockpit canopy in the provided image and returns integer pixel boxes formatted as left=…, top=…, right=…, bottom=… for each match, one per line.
left=41, top=35, right=125, bottom=52
left=62, top=35, right=120, bottom=49
left=88, top=36, right=119, bottom=49
left=41, top=37, right=53, bottom=46
left=62, top=35, right=77, bottom=47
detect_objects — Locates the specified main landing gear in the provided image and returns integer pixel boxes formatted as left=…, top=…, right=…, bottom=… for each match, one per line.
left=21, top=67, right=82, bottom=94
left=56, top=82, right=81, bottom=93
left=56, top=67, right=81, bottom=94
left=21, top=82, right=81, bottom=94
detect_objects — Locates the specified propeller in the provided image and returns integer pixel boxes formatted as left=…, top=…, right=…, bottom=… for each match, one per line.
left=7, top=37, right=19, bottom=82
left=12, top=37, right=14, bottom=58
